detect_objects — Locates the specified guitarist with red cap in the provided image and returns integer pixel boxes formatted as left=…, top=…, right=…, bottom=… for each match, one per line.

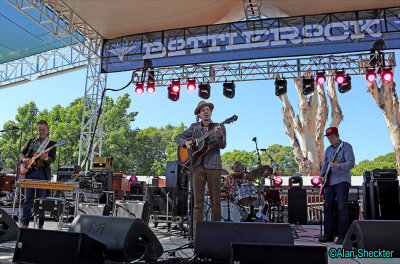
left=19, top=120, right=57, bottom=229
left=318, top=126, right=355, bottom=245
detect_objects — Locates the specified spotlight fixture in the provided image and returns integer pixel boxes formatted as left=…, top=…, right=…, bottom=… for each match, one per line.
left=223, top=81, right=235, bottom=99
left=311, top=176, right=321, bottom=187
left=273, top=176, right=283, bottom=186
left=146, top=82, right=155, bottom=94
left=366, top=69, right=377, bottom=82
left=382, top=67, right=393, bottom=82
left=198, top=83, right=211, bottom=99
left=187, top=79, right=196, bottom=92
left=274, top=78, right=287, bottom=96
left=135, top=83, right=144, bottom=95
left=316, top=71, right=326, bottom=85
left=302, top=76, right=315, bottom=95
left=171, top=80, right=181, bottom=93
left=335, top=71, right=346, bottom=85
left=338, top=74, right=351, bottom=93
left=168, top=84, right=180, bottom=101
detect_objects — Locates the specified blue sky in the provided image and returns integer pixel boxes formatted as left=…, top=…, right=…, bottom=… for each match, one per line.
left=1, top=51, right=399, bottom=165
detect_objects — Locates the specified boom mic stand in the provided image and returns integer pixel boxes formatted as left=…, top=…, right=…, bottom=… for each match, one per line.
left=252, top=137, right=268, bottom=222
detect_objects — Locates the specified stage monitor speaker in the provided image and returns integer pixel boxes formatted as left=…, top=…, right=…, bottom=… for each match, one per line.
left=0, top=208, right=19, bottom=243
left=69, top=215, right=163, bottom=262
left=231, top=243, right=327, bottom=264
left=343, top=220, right=400, bottom=257
left=288, top=187, right=307, bottom=224
left=194, top=222, right=294, bottom=262
left=369, top=179, right=400, bottom=220
left=13, top=228, right=105, bottom=264
left=114, top=200, right=151, bottom=224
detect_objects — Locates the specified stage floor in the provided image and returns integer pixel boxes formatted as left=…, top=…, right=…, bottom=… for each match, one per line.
left=1, top=219, right=399, bottom=264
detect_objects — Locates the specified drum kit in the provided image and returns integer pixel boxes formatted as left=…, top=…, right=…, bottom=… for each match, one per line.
left=0, top=166, right=16, bottom=205
left=205, top=165, right=279, bottom=222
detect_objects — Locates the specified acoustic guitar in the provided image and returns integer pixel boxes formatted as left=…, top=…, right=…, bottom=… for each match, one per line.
left=177, top=115, right=238, bottom=166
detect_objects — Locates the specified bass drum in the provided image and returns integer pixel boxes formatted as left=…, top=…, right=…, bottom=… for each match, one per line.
left=204, top=197, right=246, bottom=222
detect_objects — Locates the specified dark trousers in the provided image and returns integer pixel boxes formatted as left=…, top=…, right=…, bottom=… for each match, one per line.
left=21, top=168, right=47, bottom=226
left=323, top=182, right=350, bottom=237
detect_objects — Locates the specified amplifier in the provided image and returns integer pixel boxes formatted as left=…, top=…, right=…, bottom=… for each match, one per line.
left=78, top=203, right=106, bottom=216
left=33, top=197, right=65, bottom=217
left=57, top=163, right=81, bottom=182
left=146, top=187, right=188, bottom=216
left=114, top=200, right=151, bottom=224
left=369, top=169, right=398, bottom=181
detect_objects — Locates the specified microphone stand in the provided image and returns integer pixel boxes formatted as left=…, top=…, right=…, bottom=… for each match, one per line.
left=12, top=127, right=23, bottom=220
left=252, top=138, right=267, bottom=222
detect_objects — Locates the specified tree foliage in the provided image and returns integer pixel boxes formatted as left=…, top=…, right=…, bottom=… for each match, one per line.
left=351, top=152, right=397, bottom=176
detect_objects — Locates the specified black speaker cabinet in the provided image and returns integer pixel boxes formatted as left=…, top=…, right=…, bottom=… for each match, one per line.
left=13, top=228, right=105, bottom=264
left=69, top=215, right=163, bottom=262
left=362, top=181, right=371, bottom=219
left=344, top=220, right=400, bottom=257
left=288, top=187, right=307, bottom=224
left=369, top=179, right=400, bottom=220
left=231, top=243, right=328, bottom=264
left=194, top=222, right=294, bottom=262
left=114, top=200, right=151, bottom=224
left=166, top=160, right=187, bottom=187
left=0, top=208, right=19, bottom=243
left=146, top=186, right=188, bottom=216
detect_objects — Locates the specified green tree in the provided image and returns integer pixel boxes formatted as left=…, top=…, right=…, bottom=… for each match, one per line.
left=351, top=152, right=397, bottom=176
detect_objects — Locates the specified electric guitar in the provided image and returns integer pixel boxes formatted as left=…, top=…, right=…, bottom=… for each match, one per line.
left=19, top=140, right=66, bottom=176
left=319, top=142, right=344, bottom=196
left=177, top=115, right=238, bottom=166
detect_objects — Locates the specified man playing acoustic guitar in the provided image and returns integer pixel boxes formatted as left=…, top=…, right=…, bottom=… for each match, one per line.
left=19, top=120, right=57, bottom=229
left=318, top=127, right=355, bottom=245
left=175, top=101, right=226, bottom=234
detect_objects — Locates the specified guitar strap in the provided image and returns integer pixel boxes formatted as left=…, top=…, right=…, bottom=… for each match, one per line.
left=36, top=137, right=50, bottom=153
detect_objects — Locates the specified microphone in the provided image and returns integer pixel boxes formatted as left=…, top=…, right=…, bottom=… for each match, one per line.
left=196, top=114, right=201, bottom=125
left=252, top=137, right=257, bottom=142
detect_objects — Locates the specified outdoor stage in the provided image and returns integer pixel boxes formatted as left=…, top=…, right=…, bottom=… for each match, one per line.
left=1, top=219, right=399, bottom=264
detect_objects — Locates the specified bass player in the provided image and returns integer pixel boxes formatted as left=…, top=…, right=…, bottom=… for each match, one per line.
left=174, top=101, right=226, bottom=234
left=19, top=120, right=57, bottom=229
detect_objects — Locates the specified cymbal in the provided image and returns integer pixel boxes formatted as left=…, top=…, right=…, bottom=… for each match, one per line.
left=0, top=167, right=14, bottom=174
left=246, top=165, right=273, bottom=181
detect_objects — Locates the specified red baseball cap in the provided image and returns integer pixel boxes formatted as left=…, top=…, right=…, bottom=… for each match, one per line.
left=325, top=127, right=338, bottom=136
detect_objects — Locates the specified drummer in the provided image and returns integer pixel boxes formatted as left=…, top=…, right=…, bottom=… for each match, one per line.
left=221, top=161, right=248, bottom=199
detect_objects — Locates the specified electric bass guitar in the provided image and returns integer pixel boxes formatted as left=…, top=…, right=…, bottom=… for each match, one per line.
left=319, top=142, right=344, bottom=196
left=177, top=115, right=238, bottom=166
left=19, top=140, right=66, bottom=177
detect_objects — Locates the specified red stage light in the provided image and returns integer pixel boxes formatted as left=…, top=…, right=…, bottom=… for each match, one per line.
left=130, top=175, right=137, bottom=182
left=382, top=68, right=393, bottom=82
left=146, top=82, right=155, bottom=94
left=171, top=81, right=180, bottom=93
left=335, top=71, right=345, bottom=84
left=316, top=72, right=326, bottom=85
left=273, top=176, right=283, bottom=186
left=187, top=79, right=196, bottom=92
left=311, top=176, right=321, bottom=187
left=135, top=83, right=144, bottom=95
left=366, top=69, right=377, bottom=82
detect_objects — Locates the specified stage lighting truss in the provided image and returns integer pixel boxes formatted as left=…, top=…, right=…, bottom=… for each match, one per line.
left=302, top=76, right=315, bottom=95
left=135, top=83, right=144, bottom=95
left=199, top=83, right=211, bottom=99
left=274, top=78, right=287, bottom=96
left=223, top=81, right=235, bottom=99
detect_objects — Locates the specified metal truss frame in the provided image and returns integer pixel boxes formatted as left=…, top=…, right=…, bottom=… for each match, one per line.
left=6, top=0, right=103, bottom=56
left=78, top=55, right=107, bottom=170
left=132, top=52, right=396, bottom=85
left=242, top=0, right=262, bottom=20
left=0, top=45, right=87, bottom=88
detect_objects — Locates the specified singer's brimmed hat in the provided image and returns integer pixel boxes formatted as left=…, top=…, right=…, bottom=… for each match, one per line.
left=194, top=100, right=214, bottom=115
left=325, top=127, right=338, bottom=136
left=231, top=161, right=245, bottom=172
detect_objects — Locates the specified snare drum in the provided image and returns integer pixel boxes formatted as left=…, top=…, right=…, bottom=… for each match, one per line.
left=0, top=175, right=16, bottom=192
left=204, top=197, right=246, bottom=222
left=236, top=183, right=258, bottom=205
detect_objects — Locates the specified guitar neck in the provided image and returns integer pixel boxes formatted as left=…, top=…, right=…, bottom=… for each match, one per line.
left=198, top=122, right=225, bottom=142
